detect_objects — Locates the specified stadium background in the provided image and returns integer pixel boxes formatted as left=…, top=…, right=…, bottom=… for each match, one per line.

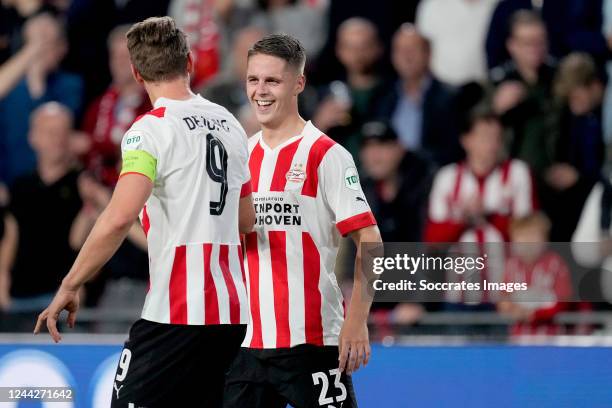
left=1, top=0, right=612, bottom=406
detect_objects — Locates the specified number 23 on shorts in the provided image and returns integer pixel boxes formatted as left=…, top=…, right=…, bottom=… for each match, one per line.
left=311, top=368, right=347, bottom=407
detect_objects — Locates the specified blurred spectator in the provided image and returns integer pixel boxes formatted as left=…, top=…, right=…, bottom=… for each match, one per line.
left=0, top=14, right=47, bottom=99
left=416, top=0, right=499, bottom=86
left=310, top=0, right=418, bottom=86
left=189, top=0, right=256, bottom=60
left=572, top=170, right=612, bottom=303
left=486, top=0, right=549, bottom=70
left=201, top=25, right=265, bottom=135
left=0, top=102, right=82, bottom=319
left=169, top=0, right=223, bottom=88
left=79, top=25, right=151, bottom=187
left=360, top=121, right=433, bottom=242
left=347, top=120, right=433, bottom=329
left=377, top=24, right=461, bottom=166
left=551, top=53, right=604, bottom=184
left=425, top=108, right=536, bottom=243
left=0, top=13, right=83, bottom=184
left=499, top=213, right=574, bottom=335
left=312, top=17, right=386, bottom=159
left=486, top=0, right=608, bottom=70
left=0, top=0, right=58, bottom=63
left=69, top=172, right=149, bottom=310
left=543, top=53, right=604, bottom=240
left=63, top=0, right=171, bottom=104
left=250, top=0, right=327, bottom=59
left=491, top=10, right=556, bottom=180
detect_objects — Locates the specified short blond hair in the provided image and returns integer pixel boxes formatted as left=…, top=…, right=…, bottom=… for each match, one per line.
left=126, top=17, right=189, bottom=82
left=554, top=52, right=599, bottom=102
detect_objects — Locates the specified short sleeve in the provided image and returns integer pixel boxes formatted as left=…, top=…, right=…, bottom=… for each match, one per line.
left=230, top=119, right=252, bottom=197
left=320, top=145, right=377, bottom=236
left=119, top=122, right=161, bottom=183
left=238, top=125, right=251, bottom=189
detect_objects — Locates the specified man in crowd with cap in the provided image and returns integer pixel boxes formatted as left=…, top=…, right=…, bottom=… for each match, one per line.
left=359, top=120, right=434, bottom=243
left=357, top=120, right=434, bottom=328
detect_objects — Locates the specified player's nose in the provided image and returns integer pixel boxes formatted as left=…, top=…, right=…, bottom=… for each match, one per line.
left=255, top=82, right=269, bottom=95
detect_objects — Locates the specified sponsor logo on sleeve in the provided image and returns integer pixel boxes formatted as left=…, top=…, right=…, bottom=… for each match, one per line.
left=122, top=131, right=143, bottom=151
left=344, top=167, right=360, bottom=191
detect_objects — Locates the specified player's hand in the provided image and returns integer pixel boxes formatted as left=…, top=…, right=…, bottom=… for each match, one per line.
left=493, top=81, right=526, bottom=114
left=23, top=14, right=55, bottom=55
left=33, top=285, right=80, bottom=343
left=312, top=98, right=351, bottom=131
left=511, top=305, right=533, bottom=322
left=338, top=317, right=370, bottom=375
left=460, top=195, right=485, bottom=225
left=545, top=163, right=579, bottom=191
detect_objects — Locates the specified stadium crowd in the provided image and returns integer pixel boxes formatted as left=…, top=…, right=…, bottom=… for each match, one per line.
left=0, top=0, right=611, bottom=337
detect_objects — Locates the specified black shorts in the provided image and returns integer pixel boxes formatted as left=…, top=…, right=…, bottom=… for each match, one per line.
left=110, top=319, right=246, bottom=408
left=224, top=345, right=358, bottom=408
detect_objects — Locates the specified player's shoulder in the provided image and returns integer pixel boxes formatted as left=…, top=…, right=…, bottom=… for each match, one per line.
left=129, top=106, right=169, bottom=133
left=122, top=106, right=170, bottom=150
left=302, top=122, right=346, bottom=165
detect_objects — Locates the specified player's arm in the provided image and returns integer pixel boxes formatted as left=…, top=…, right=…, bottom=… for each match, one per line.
left=34, top=174, right=152, bottom=342
left=239, top=193, right=256, bottom=233
left=236, top=121, right=255, bottom=234
left=127, top=221, right=148, bottom=251
left=339, top=224, right=381, bottom=375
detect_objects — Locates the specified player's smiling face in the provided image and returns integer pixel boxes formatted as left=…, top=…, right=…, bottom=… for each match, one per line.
left=246, top=53, right=304, bottom=128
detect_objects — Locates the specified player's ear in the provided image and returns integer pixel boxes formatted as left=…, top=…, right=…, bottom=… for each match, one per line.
left=295, top=73, right=306, bottom=95
left=186, top=52, right=195, bottom=75
left=131, top=64, right=144, bottom=85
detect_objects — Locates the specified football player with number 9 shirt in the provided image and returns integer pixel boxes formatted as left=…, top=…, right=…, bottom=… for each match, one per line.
left=34, top=17, right=256, bottom=407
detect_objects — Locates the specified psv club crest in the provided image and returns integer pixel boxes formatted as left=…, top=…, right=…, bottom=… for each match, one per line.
left=286, top=163, right=307, bottom=184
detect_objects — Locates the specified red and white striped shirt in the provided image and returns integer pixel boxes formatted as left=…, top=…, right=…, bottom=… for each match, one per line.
left=425, top=159, right=537, bottom=243
left=120, top=94, right=251, bottom=325
left=243, top=121, right=376, bottom=349
left=504, top=251, right=573, bottom=335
